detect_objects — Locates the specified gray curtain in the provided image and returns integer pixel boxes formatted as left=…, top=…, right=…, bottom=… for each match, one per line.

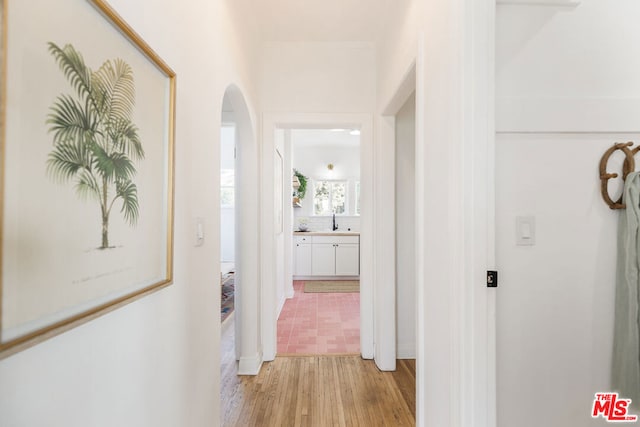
left=612, top=171, right=640, bottom=404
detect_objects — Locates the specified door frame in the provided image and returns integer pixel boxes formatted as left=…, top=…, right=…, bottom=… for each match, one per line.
left=261, top=113, right=376, bottom=362
left=378, top=0, right=496, bottom=424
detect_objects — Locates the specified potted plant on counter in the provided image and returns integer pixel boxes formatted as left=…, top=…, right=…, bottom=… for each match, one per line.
left=293, top=169, right=308, bottom=207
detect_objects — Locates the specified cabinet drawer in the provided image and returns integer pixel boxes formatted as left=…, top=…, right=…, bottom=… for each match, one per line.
left=294, top=235, right=313, bottom=244
left=313, top=235, right=359, bottom=244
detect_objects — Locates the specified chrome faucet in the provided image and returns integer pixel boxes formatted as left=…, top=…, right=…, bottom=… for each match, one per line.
left=332, top=213, right=338, bottom=231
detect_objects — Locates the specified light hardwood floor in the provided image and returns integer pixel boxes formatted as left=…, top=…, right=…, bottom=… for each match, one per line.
left=221, top=317, right=416, bottom=427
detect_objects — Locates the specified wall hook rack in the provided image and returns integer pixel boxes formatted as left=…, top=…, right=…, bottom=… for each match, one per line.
left=599, top=142, right=637, bottom=209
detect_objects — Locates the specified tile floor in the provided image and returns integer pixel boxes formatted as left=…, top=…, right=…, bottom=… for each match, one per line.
left=277, top=280, right=360, bottom=354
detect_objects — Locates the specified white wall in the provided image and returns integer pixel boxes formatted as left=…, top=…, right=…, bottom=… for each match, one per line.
left=293, top=142, right=361, bottom=182
left=497, top=0, right=640, bottom=132
left=395, top=93, right=416, bottom=359
left=259, top=42, right=376, bottom=113
left=496, top=1, right=640, bottom=426
left=292, top=142, right=361, bottom=229
left=496, top=134, right=619, bottom=427
left=376, top=2, right=421, bottom=114
left=0, top=1, right=258, bottom=426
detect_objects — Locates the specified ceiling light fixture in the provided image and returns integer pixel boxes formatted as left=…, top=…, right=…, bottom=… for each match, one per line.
left=350, top=129, right=361, bottom=136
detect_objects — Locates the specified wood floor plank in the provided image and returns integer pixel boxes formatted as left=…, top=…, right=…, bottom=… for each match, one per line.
left=221, top=320, right=416, bottom=427
left=395, top=359, right=417, bottom=417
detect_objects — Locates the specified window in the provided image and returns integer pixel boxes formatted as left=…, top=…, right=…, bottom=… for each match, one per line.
left=313, top=180, right=346, bottom=215
left=220, top=169, right=234, bottom=207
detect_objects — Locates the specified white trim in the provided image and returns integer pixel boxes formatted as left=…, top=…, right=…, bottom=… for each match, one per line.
left=414, top=37, right=427, bottom=427
left=397, top=342, right=416, bottom=359
left=261, top=113, right=375, bottom=361
left=220, top=84, right=261, bottom=371
left=463, top=0, right=497, bottom=425
left=378, top=50, right=423, bottom=415
left=260, top=115, right=276, bottom=362
left=487, top=1, right=498, bottom=425
left=374, top=115, right=397, bottom=371
left=237, top=352, right=263, bottom=376
left=408, top=0, right=495, bottom=424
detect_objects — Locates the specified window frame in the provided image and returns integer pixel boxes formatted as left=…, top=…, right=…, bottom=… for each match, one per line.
left=312, top=179, right=348, bottom=216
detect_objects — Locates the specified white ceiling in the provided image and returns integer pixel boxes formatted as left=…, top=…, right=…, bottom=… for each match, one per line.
left=291, top=129, right=360, bottom=148
left=231, top=0, right=399, bottom=43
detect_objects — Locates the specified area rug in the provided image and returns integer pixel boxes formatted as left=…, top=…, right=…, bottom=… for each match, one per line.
left=221, top=272, right=234, bottom=323
left=304, top=280, right=360, bottom=293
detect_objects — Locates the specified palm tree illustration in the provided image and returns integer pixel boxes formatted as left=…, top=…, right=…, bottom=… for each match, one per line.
left=46, top=42, right=144, bottom=249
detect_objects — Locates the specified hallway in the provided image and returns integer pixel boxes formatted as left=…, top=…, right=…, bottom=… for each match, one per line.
left=4, top=0, right=623, bottom=425
left=221, top=316, right=415, bottom=426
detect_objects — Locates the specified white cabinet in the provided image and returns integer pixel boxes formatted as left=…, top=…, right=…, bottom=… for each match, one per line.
left=311, top=235, right=360, bottom=276
left=311, top=243, right=336, bottom=275
left=295, top=234, right=359, bottom=277
left=335, top=244, right=360, bottom=276
left=294, top=236, right=312, bottom=276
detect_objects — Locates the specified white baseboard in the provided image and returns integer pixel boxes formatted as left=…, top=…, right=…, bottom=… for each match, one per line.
left=238, top=352, right=263, bottom=375
left=397, top=342, right=416, bottom=359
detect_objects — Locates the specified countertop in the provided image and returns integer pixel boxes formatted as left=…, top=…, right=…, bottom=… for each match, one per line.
left=293, top=231, right=360, bottom=236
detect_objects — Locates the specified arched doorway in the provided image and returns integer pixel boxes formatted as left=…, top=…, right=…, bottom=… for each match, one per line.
left=219, top=85, right=262, bottom=375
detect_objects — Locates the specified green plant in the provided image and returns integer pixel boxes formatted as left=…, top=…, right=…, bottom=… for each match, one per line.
left=46, top=42, right=144, bottom=249
left=293, top=169, right=308, bottom=200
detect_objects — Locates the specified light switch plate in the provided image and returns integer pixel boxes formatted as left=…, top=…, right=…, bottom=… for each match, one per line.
left=195, top=217, right=205, bottom=247
left=516, top=216, right=535, bottom=246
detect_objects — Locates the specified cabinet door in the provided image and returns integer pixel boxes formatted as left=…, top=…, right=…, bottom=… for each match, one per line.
left=294, top=244, right=312, bottom=276
left=335, top=244, right=359, bottom=276
left=312, top=243, right=336, bottom=276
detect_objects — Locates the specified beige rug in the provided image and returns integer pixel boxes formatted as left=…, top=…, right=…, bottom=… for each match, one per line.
left=304, top=280, right=360, bottom=293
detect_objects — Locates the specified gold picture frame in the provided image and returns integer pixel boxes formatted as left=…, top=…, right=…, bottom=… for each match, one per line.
left=0, top=0, right=175, bottom=358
